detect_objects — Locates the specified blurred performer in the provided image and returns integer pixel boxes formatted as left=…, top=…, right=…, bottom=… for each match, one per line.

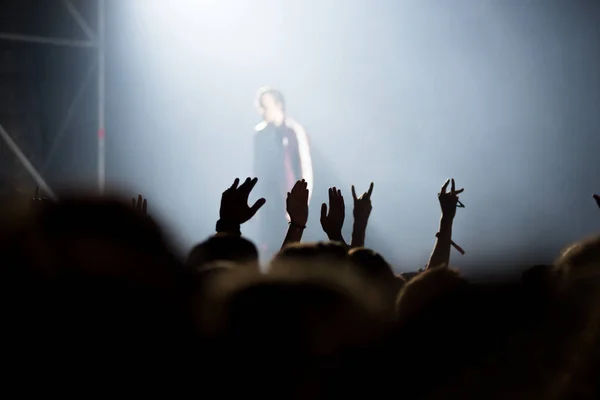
left=253, top=87, right=313, bottom=257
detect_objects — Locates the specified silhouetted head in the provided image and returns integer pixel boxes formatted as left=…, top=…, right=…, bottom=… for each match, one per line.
left=187, top=235, right=259, bottom=272
left=256, top=86, right=285, bottom=124
left=556, top=234, right=600, bottom=274
left=0, top=195, right=197, bottom=385
left=348, top=247, right=395, bottom=281
left=348, top=247, right=401, bottom=305
left=30, top=195, right=183, bottom=288
left=521, top=264, right=557, bottom=293
left=218, top=275, right=392, bottom=397
left=269, top=241, right=349, bottom=275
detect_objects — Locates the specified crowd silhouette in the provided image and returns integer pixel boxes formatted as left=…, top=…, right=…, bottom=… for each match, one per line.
left=1, top=176, right=600, bottom=398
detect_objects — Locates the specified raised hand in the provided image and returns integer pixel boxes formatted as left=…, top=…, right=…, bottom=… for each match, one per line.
left=351, top=182, right=374, bottom=248
left=219, top=177, right=266, bottom=231
left=427, top=178, right=465, bottom=270
left=352, top=182, right=374, bottom=224
left=287, top=179, right=309, bottom=227
left=132, top=195, right=148, bottom=216
left=320, top=187, right=346, bottom=242
left=281, top=179, right=309, bottom=248
left=594, top=194, right=600, bottom=209
left=438, top=178, right=464, bottom=220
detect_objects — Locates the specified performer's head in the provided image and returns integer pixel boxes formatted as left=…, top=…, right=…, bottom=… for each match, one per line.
left=256, top=86, right=285, bottom=124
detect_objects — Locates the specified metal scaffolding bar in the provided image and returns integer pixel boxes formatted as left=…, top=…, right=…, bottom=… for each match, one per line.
left=97, top=0, right=106, bottom=193
left=62, top=0, right=97, bottom=42
left=42, top=59, right=98, bottom=173
left=0, top=123, right=56, bottom=200
left=0, top=32, right=95, bottom=48
left=0, top=1, right=104, bottom=194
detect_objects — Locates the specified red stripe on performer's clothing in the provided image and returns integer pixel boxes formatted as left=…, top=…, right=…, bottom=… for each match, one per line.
left=98, top=129, right=105, bottom=139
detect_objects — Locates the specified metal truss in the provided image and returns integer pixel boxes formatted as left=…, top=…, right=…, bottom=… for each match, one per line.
left=0, top=0, right=106, bottom=197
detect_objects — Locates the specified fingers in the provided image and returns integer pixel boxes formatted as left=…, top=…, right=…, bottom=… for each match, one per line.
left=441, top=179, right=450, bottom=194
left=289, top=180, right=309, bottom=204
left=303, top=184, right=309, bottom=201
left=337, top=189, right=344, bottom=208
left=229, top=178, right=240, bottom=190
left=249, top=177, right=258, bottom=191
left=326, top=187, right=344, bottom=212
left=320, top=203, right=328, bottom=221
left=331, top=188, right=344, bottom=216
left=249, top=197, right=266, bottom=216
left=132, top=195, right=146, bottom=214
left=331, top=187, right=342, bottom=202
left=352, top=182, right=374, bottom=201
left=450, top=179, right=464, bottom=196
left=292, top=179, right=307, bottom=193
left=238, top=177, right=254, bottom=192
left=235, top=177, right=259, bottom=199
left=441, top=179, right=463, bottom=196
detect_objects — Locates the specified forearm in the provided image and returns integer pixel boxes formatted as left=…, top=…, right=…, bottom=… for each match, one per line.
left=351, top=221, right=368, bottom=248
left=327, top=232, right=348, bottom=247
left=215, top=219, right=242, bottom=237
left=426, top=216, right=454, bottom=269
left=281, top=223, right=305, bottom=249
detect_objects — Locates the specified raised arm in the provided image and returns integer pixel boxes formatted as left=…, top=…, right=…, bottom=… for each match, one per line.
left=350, top=182, right=374, bottom=248
left=281, top=179, right=309, bottom=249
left=426, top=179, right=464, bottom=270
left=320, top=187, right=348, bottom=246
left=215, top=177, right=266, bottom=237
